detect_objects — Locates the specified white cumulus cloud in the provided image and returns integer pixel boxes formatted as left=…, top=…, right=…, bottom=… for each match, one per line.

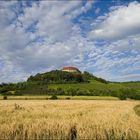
left=89, top=1, right=140, bottom=40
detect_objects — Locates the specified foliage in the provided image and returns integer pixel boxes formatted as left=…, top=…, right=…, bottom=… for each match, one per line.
left=27, top=70, right=88, bottom=83
left=27, top=70, right=109, bottom=84
left=83, top=71, right=108, bottom=84
left=118, top=93, right=127, bottom=100
left=50, top=95, right=58, bottom=100
left=134, top=105, right=140, bottom=116
left=3, top=96, right=7, bottom=100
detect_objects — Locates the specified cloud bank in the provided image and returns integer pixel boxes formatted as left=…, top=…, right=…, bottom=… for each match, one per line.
left=0, top=1, right=140, bottom=83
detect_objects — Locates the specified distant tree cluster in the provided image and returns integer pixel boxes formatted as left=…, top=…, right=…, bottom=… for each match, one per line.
left=27, top=70, right=108, bottom=84
left=17, top=86, right=140, bottom=100
left=83, top=71, right=108, bottom=84
left=27, top=70, right=89, bottom=83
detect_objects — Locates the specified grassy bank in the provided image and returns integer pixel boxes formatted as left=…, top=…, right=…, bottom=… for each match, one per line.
left=134, top=105, right=140, bottom=116
left=0, top=95, right=118, bottom=100
left=48, top=80, right=124, bottom=91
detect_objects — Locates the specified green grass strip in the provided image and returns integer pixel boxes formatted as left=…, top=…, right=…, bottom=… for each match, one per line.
left=134, top=105, right=140, bottom=116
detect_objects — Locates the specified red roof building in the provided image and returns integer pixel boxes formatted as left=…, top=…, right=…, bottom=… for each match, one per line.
left=62, top=67, right=80, bottom=73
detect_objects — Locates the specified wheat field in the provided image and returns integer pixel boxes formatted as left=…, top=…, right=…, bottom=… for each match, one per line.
left=0, top=100, right=139, bottom=140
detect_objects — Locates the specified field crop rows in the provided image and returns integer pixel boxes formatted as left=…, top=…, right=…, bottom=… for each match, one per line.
left=0, top=100, right=139, bottom=140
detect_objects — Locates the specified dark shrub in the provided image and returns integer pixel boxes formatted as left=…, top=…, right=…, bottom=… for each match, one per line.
left=3, top=96, right=7, bottom=100
left=68, top=125, right=77, bottom=140
left=67, top=88, right=76, bottom=96
left=119, top=93, right=127, bottom=100
left=65, top=97, right=70, bottom=100
left=50, top=95, right=58, bottom=100
left=56, top=88, right=65, bottom=95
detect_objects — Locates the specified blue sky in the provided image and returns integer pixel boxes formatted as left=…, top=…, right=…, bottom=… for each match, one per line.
left=0, top=0, right=140, bottom=83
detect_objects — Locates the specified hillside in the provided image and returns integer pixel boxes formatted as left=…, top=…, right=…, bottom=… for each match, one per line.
left=27, top=70, right=108, bottom=84
left=0, top=70, right=140, bottom=100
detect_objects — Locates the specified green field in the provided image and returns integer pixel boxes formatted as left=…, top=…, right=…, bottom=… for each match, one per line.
left=122, top=82, right=140, bottom=90
left=48, top=80, right=125, bottom=91
left=0, top=95, right=118, bottom=100
left=1, top=79, right=140, bottom=100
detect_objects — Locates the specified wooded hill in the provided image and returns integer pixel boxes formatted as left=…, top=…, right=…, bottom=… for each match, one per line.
left=0, top=70, right=140, bottom=100
left=27, top=70, right=108, bottom=84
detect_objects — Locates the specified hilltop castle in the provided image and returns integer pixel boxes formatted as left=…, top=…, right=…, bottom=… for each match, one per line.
left=62, top=67, right=81, bottom=73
